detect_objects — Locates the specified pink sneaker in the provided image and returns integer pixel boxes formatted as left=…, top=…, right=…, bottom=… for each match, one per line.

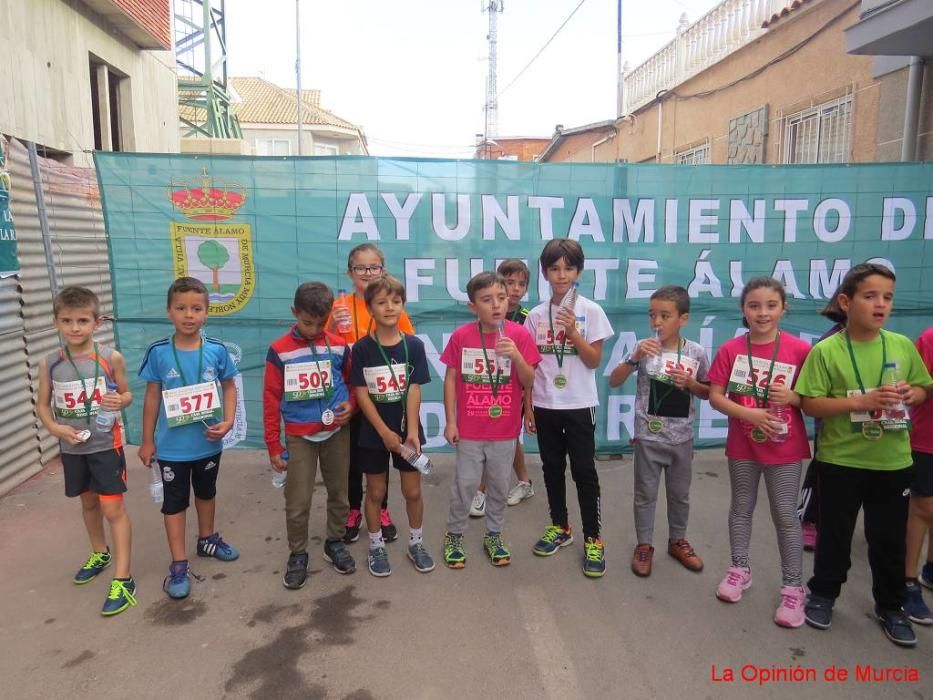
left=716, top=566, right=752, bottom=603
left=801, top=522, right=817, bottom=552
left=774, top=585, right=806, bottom=628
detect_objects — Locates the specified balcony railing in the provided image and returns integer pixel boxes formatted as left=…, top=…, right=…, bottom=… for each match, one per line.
left=623, top=0, right=788, bottom=113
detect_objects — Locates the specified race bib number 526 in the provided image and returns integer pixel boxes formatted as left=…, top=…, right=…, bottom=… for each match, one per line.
left=727, top=356, right=796, bottom=396
left=163, top=381, right=222, bottom=427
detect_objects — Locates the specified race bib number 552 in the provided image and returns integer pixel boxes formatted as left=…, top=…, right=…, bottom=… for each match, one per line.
left=163, top=381, right=222, bottom=427
left=460, top=348, right=511, bottom=384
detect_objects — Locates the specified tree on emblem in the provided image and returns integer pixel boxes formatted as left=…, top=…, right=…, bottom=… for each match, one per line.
left=197, top=239, right=230, bottom=292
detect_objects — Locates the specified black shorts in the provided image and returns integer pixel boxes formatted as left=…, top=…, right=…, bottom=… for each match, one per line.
left=358, top=445, right=417, bottom=475
left=156, top=452, right=222, bottom=515
left=62, top=449, right=127, bottom=498
left=911, top=451, right=933, bottom=498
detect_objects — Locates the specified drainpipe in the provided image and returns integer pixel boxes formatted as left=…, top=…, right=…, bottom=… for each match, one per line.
left=592, top=130, right=617, bottom=162
left=656, top=90, right=668, bottom=163
left=901, top=57, right=924, bottom=162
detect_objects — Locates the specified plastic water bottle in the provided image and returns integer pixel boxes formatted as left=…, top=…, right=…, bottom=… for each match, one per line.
left=645, top=328, right=664, bottom=377
left=335, top=289, right=352, bottom=334
left=559, top=281, right=579, bottom=310
left=272, top=450, right=288, bottom=488
left=495, top=320, right=507, bottom=359
left=149, top=459, right=164, bottom=504
left=398, top=443, right=433, bottom=475
left=95, top=382, right=119, bottom=431
left=881, top=362, right=907, bottom=419
left=768, top=403, right=789, bottom=443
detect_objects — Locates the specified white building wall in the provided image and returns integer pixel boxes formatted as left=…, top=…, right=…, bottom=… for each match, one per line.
left=0, top=0, right=178, bottom=165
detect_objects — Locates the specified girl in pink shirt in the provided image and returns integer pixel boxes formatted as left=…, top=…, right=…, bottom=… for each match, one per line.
left=708, top=277, right=811, bottom=628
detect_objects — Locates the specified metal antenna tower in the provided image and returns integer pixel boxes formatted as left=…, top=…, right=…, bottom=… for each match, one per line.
left=482, top=1, right=504, bottom=144
left=174, top=0, right=242, bottom=139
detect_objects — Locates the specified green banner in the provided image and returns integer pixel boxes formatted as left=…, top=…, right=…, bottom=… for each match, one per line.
left=94, top=155, right=932, bottom=452
left=0, top=145, right=18, bottom=278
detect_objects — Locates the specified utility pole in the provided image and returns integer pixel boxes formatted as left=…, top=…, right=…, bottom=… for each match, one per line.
left=482, top=1, right=504, bottom=157
left=616, top=0, right=623, bottom=117
left=296, top=0, right=303, bottom=156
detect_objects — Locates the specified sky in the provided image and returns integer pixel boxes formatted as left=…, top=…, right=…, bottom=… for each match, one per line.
left=225, top=0, right=725, bottom=157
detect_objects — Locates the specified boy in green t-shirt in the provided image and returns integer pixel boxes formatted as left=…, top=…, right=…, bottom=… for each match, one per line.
left=796, top=264, right=933, bottom=648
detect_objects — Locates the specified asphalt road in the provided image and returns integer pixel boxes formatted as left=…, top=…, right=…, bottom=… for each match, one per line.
left=0, top=448, right=928, bottom=699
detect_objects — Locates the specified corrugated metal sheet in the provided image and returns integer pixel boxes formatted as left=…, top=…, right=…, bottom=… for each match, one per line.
left=1, top=138, right=114, bottom=494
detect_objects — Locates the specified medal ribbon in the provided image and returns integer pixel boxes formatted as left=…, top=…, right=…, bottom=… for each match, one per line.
left=844, top=329, right=887, bottom=394
left=547, top=303, right=570, bottom=370
left=745, top=331, right=781, bottom=408
left=171, top=335, right=204, bottom=386
left=648, top=337, right=683, bottom=417
left=477, top=322, right=504, bottom=400
left=64, top=343, right=101, bottom=425
left=307, top=334, right=335, bottom=402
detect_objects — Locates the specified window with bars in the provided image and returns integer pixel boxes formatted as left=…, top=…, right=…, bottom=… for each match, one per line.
left=675, top=141, right=710, bottom=164
left=783, top=96, right=852, bottom=164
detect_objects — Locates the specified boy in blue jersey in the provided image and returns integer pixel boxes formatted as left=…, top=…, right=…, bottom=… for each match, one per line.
left=138, top=277, right=240, bottom=599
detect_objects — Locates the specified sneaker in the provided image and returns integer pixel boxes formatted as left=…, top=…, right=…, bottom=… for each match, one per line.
left=583, top=537, right=606, bottom=578
left=380, top=509, right=398, bottom=542
left=774, top=586, right=806, bottom=628
left=101, top=578, right=137, bottom=617
left=875, top=607, right=917, bottom=647
left=407, top=543, right=435, bottom=573
left=631, top=544, right=654, bottom=577
left=506, top=481, right=534, bottom=506
left=469, top=491, right=486, bottom=518
left=716, top=566, right=752, bottom=603
left=368, top=547, right=391, bottom=577
left=73, top=550, right=112, bottom=585
left=920, top=561, right=933, bottom=590
left=804, top=593, right=834, bottom=630
left=668, top=538, right=704, bottom=572
left=904, top=581, right=933, bottom=625
left=282, top=552, right=309, bottom=589
left=801, top=521, right=817, bottom=552
left=483, top=532, right=511, bottom=567
left=444, top=532, right=466, bottom=569
left=196, top=532, right=240, bottom=561
left=343, top=508, right=363, bottom=544
left=163, top=561, right=191, bottom=599
left=323, top=540, right=356, bottom=575
left=532, top=525, right=574, bottom=557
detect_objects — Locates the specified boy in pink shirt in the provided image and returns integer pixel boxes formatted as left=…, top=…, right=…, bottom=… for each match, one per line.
left=441, top=272, right=541, bottom=567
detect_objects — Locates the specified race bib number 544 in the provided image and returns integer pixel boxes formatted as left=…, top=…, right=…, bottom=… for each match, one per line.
left=163, top=381, right=222, bottom=427
left=52, top=377, right=106, bottom=419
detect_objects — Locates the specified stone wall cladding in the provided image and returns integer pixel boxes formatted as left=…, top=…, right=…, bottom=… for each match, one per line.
left=728, top=105, right=769, bottom=164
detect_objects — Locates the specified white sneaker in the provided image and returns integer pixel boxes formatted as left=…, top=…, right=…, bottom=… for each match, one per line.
left=506, top=481, right=534, bottom=506
left=469, top=491, right=486, bottom=517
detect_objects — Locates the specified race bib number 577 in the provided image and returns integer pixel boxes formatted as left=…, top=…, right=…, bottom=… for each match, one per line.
left=163, top=381, right=222, bottom=427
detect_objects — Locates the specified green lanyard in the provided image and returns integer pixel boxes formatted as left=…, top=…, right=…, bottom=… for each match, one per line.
left=477, top=322, right=504, bottom=399
left=844, top=329, right=887, bottom=393
left=307, top=334, right=335, bottom=400
left=64, top=343, right=100, bottom=425
left=351, top=293, right=374, bottom=341
left=372, top=332, right=410, bottom=405
left=509, top=307, right=524, bottom=323
left=649, top=337, right=683, bottom=417
left=547, top=303, right=570, bottom=369
left=171, top=335, right=204, bottom=386
left=745, top=331, right=781, bottom=407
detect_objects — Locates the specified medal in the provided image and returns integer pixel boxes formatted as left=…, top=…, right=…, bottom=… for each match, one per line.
left=554, top=374, right=567, bottom=389
left=750, top=427, right=768, bottom=443
left=75, top=429, right=91, bottom=442
left=548, top=303, right=571, bottom=386
left=321, top=409, right=335, bottom=426
left=862, top=421, right=883, bottom=441
left=647, top=417, right=664, bottom=433
left=488, top=404, right=503, bottom=418
left=844, top=331, right=891, bottom=441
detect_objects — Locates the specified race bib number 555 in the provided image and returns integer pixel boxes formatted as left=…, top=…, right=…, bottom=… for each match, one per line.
left=163, top=381, right=222, bottom=427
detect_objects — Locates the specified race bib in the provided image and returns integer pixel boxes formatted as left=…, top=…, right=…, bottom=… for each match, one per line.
left=162, top=381, right=222, bottom=427
left=460, top=348, right=511, bottom=384
left=727, top=356, right=797, bottom=396
left=846, top=388, right=910, bottom=432
left=534, top=319, right=582, bottom=355
left=283, top=360, right=333, bottom=401
left=363, top=363, right=408, bottom=403
left=652, top=354, right=701, bottom=386
left=52, top=377, right=106, bottom=419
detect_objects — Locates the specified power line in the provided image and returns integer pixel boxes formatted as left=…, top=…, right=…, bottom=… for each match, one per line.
left=497, top=0, right=587, bottom=99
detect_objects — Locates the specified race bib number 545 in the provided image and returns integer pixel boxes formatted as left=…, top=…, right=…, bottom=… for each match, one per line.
left=363, top=363, right=408, bottom=403
left=163, top=381, right=222, bottom=427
